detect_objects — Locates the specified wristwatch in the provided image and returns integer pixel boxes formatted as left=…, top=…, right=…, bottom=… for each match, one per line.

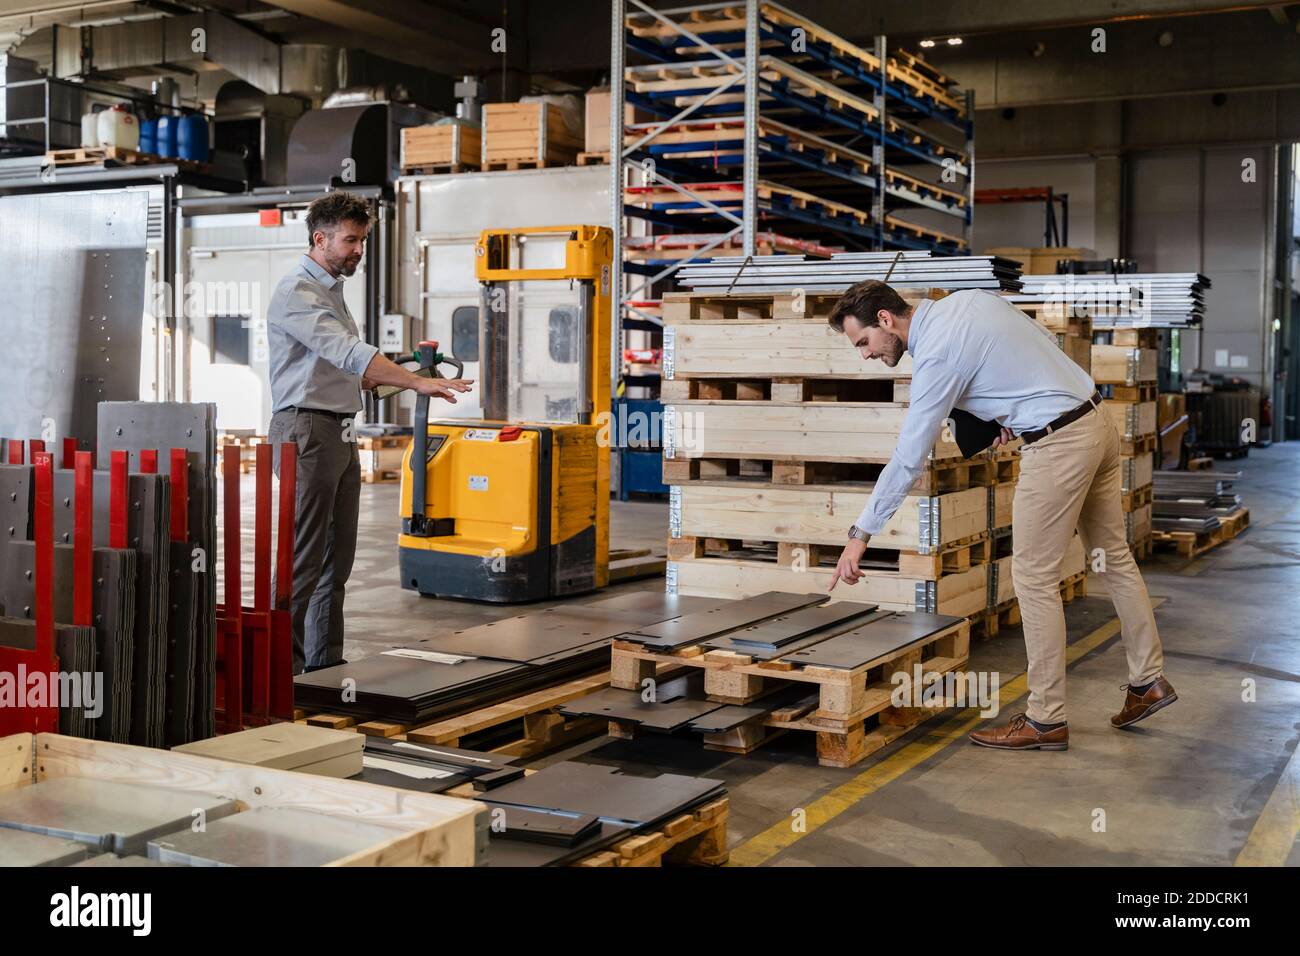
left=847, top=524, right=869, bottom=542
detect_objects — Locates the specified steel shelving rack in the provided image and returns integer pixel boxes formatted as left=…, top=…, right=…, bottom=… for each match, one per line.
left=605, top=2, right=974, bottom=495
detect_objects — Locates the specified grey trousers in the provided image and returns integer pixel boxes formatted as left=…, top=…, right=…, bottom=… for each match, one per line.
left=268, top=408, right=361, bottom=674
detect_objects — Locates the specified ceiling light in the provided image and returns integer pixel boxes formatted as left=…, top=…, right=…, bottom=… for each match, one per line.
left=947, top=37, right=964, bottom=46
left=919, top=39, right=936, bottom=48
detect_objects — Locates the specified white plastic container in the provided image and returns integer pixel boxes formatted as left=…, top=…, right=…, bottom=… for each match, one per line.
left=80, top=110, right=99, bottom=147
left=96, top=104, right=139, bottom=150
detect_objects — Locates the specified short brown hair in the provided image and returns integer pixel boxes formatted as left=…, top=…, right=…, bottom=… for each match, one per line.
left=305, top=191, right=372, bottom=248
left=828, top=280, right=910, bottom=333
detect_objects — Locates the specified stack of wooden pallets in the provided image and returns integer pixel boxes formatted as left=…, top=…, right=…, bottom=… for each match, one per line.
left=661, top=286, right=990, bottom=622
left=1093, top=335, right=1158, bottom=559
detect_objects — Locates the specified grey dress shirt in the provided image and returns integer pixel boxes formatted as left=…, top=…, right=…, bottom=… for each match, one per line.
left=267, top=254, right=380, bottom=414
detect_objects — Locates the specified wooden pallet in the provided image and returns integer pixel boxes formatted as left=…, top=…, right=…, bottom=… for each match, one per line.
left=361, top=469, right=400, bottom=484
left=1105, top=383, right=1159, bottom=403
left=608, top=618, right=970, bottom=767
left=481, top=158, right=554, bottom=171
left=1120, top=434, right=1159, bottom=457
left=359, top=435, right=409, bottom=484
left=1154, top=507, right=1251, bottom=558
left=573, top=796, right=729, bottom=867
left=669, top=530, right=992, bottom=580
left=662, top=374, right=909, bottom=405
left=217, top=434, right=265, bottom=475
left=663, top=453, right=989, bottom=495
left=576, top=151, right=609, bottom=165
left=401, top=163, right=476, bottom=175
left=1187, top=456, right=1214, bottom=471
left=662, top=286, right=948, bottom=325
left=1122, top=484, right=1153, bottom=512
left=45, top=146, right=212, bottom=173
left=1130, top=534, right=1154, bottom=561
left=970, top=599, right=1021, bottom=641
left=301, top=669, right=628, bottom=760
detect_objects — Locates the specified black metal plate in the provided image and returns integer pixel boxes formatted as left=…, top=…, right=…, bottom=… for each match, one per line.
left=703, top=603, right=882, bottom=654
left=619, top=591, right=828, bottom=650
left=779, top=612, right=962, bottom=670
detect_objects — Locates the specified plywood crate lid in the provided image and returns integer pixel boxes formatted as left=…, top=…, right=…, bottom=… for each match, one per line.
left=173, top=723, right=362, bottom=771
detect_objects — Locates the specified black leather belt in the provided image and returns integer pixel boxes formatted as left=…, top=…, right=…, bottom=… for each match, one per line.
left=1020, top=391, right=1102, bottom=446
left=286, top=406, right=356, bottom=420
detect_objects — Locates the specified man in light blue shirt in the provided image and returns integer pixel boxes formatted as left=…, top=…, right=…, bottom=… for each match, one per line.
left=826, top=281, right=1174, bottom=751
left=267, top=191, right=472, bottom=673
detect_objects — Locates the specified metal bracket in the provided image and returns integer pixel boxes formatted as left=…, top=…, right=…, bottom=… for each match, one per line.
left=916, top=497, right=940, bottom=553
left=914, top=580, right=935, bottom=613
left=663, top=326, right=676, bottom=380
left=665, top=562, right=678, bottom=594
left=1126, top=350, right=1139, bottom=386
left=668, top=485, right=682, bottom=538
left=662, top=405, right=677, bottom=459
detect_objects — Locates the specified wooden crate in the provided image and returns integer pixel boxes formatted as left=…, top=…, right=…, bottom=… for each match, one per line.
left=1057, top=333, right=1092, bottom=375
left=1121, top=453, right=1154, bottom=496
left=1126, top=503, right=1153, bottom=545
left=0, top=733, right=482, bottom=865
left=1092, top=345, right=1157, bottom=386
left=669, top=557, right=988, bottom=618
left=358, top=435, right=409, bottom=484
left=482, top=101, right=582, bottom=169
left=401, top=123, right=481, bottom=172
left=671, top=483, right=989, bottom=557
left=608, top=618, right=971, bottom=767
left=1102, top=400, right=1157, bottom=441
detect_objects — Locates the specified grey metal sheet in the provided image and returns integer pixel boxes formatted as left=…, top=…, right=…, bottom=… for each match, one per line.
left=165, top=541, right=198, bottom=746
left=0, top=777, right=238, bottom=855
left=295, top=652, right=523, bottom=701
left=147, top=807, right=404, bottom=867
left=73, top=853, right=178, bottom=867
left=582, top=591, right=721, bottom=619
left=486, top=821, right=632, bottom=867
left=0, top=826, right=91, bottom=866
left=0, top=540, right=136, bottom=742
left=703, top=603, right=882, bottom=655
left=422, top=606, right=649, bottom=665
left=0, top=190, right=148, bottom=450
left=97, top=401, right=217, bottom=740
left=778, top=612, right=962, bottom=670
left=476, top=761, right=725, bottom=828
left=620, top=591, right=828, bottom=650
left=559, top=671, right=724, bottom=732
left=0, top=465, right=32, bottom=544
left=480, top=804, right=601, bottom=847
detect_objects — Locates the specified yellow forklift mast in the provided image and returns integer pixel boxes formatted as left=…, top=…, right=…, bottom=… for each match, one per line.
left=398, top=225, right=612, bottom=602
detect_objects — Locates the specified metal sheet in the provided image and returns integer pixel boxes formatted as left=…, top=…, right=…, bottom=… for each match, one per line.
left=73, top=853, right=177, bottom=867
left=0, top=777, right=238, bottom=855
left=559, top=671, right=720, bottom=732
left=0, top=465, right=32, bottom=544
left=582, top=591, right=720, bottom=619
left=148, top=807, right=402, bottom=867
left=97, top=402, right=217, bottom=739
left=476, top=761, right=725, bottom=828
left=422, top=606, right=650, bottom=665
left=486, top=821, right=631, bottom=868
left=0, top=191, right=148, bottom=448
left=481, top=804, right=602, bottom=847
left=619, top=591, right=827, bottom=650
left=778, top=612, right=962, bottom=670
left=0, top=826, right=91, bottom=866
left=703, top=603, right=882, bottom=655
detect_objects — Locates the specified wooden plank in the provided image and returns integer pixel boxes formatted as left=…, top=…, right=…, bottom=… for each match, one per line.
left=406, top=671, right=613, bottom=744
left=0, top=733, right=32, bottom=793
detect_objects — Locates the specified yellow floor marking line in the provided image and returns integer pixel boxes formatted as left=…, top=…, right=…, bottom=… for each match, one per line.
left=728, top=614, right=1130, bottom=867
left=1234, top=726, right=1300, bottom=866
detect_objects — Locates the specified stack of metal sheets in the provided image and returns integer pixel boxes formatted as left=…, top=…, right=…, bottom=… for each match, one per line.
left=0, top=618, right=97, bottom=737
left=1152, top=470, right=1244, bottom=532
left=677, top=251, right=1023, bottom=293
left=476, top=761, right=726, bottom=867
left=49, top=469, right=169, bottom=747
left=350, top=737, right=523, bottom=794
left=0, top=827, right=93, bottom=866
left=0, top=540, right=135, bottom=741
left=293, top=593, right=728, bottom=725
left=98, top=402, right=217, bottom=743
left=1019, top=273, right=1210, bottom=328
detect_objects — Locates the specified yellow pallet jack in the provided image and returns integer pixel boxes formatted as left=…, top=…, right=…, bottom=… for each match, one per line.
left=398, top=225, right=612, bottom=602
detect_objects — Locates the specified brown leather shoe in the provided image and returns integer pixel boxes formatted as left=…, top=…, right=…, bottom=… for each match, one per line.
left=1111, top=676, right=1178, bottom=728
left=969, top=713, right=1069, bottom=751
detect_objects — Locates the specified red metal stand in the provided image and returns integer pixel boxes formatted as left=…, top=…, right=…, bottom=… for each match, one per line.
left=109, top=450, right=128, bottom=550
left=214, top=443, right=297, bottom=733
left=61, top=437, right=77, bottom=469
left=0, top=453, right=60, bottom=734
left=139, top=449, right=158, bottom=474
left=73, top=452, right=94, bottom=627
left=6, top=439, right=22, bottom=465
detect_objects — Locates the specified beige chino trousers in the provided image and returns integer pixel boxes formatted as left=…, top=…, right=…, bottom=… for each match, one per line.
left=1012, top=405, right=1164, bottom=724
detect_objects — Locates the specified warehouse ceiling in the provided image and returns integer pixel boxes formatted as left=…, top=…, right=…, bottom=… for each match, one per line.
left=2, top=0, right=1298, bottom=109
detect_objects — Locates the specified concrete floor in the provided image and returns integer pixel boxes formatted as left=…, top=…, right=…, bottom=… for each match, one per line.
left=234, top=442, right=1300, bottom=866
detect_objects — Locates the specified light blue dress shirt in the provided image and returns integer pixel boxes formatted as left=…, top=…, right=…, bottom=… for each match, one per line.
left=855, top=289, right=1097, bottom=535
left=267, top=254, right=380, bottom=414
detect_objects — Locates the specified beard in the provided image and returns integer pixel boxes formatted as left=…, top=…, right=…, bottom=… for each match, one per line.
left=879, top=331, right=905, bottom=367
left=327, top=251, right=362, bottom=277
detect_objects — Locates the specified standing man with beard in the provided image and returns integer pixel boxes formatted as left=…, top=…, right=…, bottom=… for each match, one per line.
left=824, top=280, right=1175, bottom=751
left=267, top=191, right=473, bottom=673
